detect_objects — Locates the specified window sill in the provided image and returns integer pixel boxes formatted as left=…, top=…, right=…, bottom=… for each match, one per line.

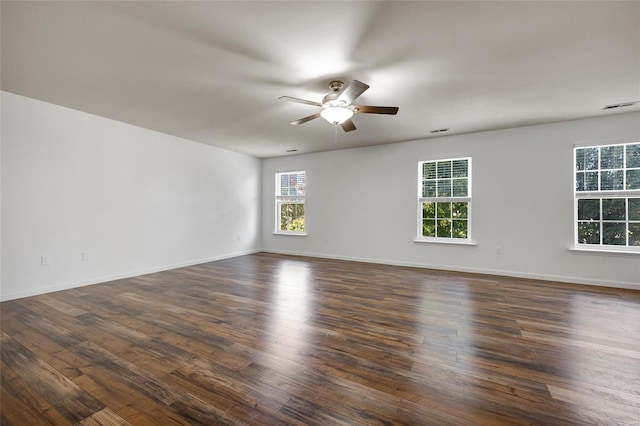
left=569, top=246, right=640, bottom=255
left=273, top=232, right=307, bottom=237
left=414, top=239, right=477, bottom=246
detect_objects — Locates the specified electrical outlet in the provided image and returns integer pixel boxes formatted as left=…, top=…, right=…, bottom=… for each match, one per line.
left=41, top=255, right=51, bottom=266
left=82, top=252, right=89, bottom=261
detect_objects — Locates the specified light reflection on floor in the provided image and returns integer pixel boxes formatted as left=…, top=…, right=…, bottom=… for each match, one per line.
left=265, top=260, right=312, bottom=362
left=541, top=292, right=640, bottom=417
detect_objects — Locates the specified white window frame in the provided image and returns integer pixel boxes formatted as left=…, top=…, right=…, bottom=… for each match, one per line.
left=416, top=157, right=473, bottom=244
left=275, top=170, right=306, bottom=235
left=573, top=142, right=640, bottom=253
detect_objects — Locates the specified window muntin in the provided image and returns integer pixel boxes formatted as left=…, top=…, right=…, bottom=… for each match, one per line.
left=574, top=143, right=640, bottom=249
left=418, top=158, right=471, bottom=240
left=276, top=171, right=306, bottom=234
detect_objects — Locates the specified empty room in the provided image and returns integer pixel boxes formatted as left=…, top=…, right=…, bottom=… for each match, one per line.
left=1, top=1, right=639, bottom=425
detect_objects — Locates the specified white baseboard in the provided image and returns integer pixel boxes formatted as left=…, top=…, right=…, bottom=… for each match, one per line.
left=0, top=249, right=260, bottom=302
left=260, top=249, right=640, bottom=291
left=3, top=248, right=636, bottom=302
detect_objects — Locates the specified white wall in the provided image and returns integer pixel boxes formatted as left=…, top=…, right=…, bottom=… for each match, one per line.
left=262, top=112, right=640, bottom=289
left=1, top=91, right=261, bottom=301
left=2, top=91, right=637, bottom=300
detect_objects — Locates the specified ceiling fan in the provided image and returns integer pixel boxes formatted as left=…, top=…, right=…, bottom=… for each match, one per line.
left=279, top=80, right=399, bottom=132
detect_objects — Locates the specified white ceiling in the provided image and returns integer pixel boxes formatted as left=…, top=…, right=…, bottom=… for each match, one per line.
left=2, top=1, right=639, bottom=158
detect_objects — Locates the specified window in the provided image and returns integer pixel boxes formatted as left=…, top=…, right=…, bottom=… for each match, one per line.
left=418, top=158, right=471, bottom=241
left=276, top=170, right=306, bottom=234
left=574, top=143, right=640, bottom=250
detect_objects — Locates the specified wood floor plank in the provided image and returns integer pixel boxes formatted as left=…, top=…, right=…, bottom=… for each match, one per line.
left=1, top=359, right=72, bottom=426
left=73, top=366, right=188, bottom=426
left=37, top=293, right=89, bottom=317
left=1, top=252, right=639, bottom=425
left=11, top=326, right=85, bottom=381
left=0, top=332, right=103, bottom=424
left=75, top=407, right=132, bottom=426
left=70, top=341, right=182, bottom=406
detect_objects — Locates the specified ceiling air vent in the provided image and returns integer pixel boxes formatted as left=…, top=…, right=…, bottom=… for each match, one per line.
left=602, top=101, right=638, bottom=110
left=430, top=128, right=449, bottom=134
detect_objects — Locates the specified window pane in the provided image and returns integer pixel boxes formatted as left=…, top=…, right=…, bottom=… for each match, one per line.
left=585, top=172, right=599, bottom=191
left=600, top=145, right=624, bottom=169
left=626, top=170, right=640, bottom=190
left=626, top=144, right=640, bottom=168
left=452, top=220, right=467, bottom=239
left=578, top=222, right=600, bottom=244
left=602, top=198, right=625, bottom=220
left=437, top=161, right=452, bottom=179
left=602, top=222, right=626, bottom=245
left=576, top=172, right=585, bottom=191
left=280, top=204, right=305, bottom=232
left=452, top=202, right=468, bottom=219
left=423, top=162, right=436, bottom=180
left=629, top=223, right=640, bottom=246
left=437, top=202, right=451, bottom=219
left=422, top=220, right=436, bottom=237
left=600, top=170, right=624, bottom=190
left=452, top=179, right=468, bottom=197
left=452, top=159, right=468, bottom=178
left=578, top=199, right=600, bottom=221
left=423, top=181, right=436, bottom=197
left=629, top=198, right=640, bottom=221
left=422, top=202, right=436, bottom=219
left=437, top=180, right=451, bottom=197
left=294, top=174, right=305, bottom=195
left=577, top=147, right=599, bottom=171
left=437, top=219, right=451, bottom=237
left=576, top=149, right=586, bottom=171
left=279, top=172, right=306, bottom=196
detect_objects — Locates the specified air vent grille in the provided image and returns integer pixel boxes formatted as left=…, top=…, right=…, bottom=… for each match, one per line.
left=602, top=101, right=638, bottom=110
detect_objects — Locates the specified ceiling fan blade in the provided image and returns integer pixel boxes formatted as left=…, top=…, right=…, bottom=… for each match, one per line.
left=290, top=112, right=321, bottom=126
left=353, top=105, right=399, bottom=115
left=337, top=80, right=369, bottom=104
left=341, top=119, right=357, bottom=132
left=279, top=96, right=322, bottom=107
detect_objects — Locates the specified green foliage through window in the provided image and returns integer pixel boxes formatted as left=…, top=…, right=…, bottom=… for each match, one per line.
left=577, top=197, right=640, bottom=246
left=280, top=204, right=305, bottom=232
left=421, top=202, right=468, bottom=239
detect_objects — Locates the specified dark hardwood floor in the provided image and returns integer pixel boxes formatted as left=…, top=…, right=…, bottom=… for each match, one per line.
left=1, top=253, right=639, bottom=425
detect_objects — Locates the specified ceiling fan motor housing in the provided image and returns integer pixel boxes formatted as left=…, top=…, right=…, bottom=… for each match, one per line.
left=323, top=81, right=347, bottom=106
left=328, top=80, right=345, bottom=93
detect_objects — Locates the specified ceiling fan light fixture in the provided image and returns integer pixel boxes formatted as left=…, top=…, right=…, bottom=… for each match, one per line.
left=320, top=106, right=353, bottom=125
